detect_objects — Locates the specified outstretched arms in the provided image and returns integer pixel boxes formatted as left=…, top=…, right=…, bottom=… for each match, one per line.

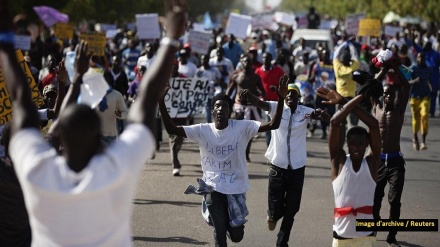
left=0, top=0, right=39, bottom=135
left=127, top=0, right=187, bottom=132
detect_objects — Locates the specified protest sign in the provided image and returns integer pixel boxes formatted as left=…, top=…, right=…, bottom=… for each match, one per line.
left=14, top=35, right=31, bottom=51
left=358, top=19, right=381, bottom=37
left=0, top=50, right=44, bottom=124
left=274, top=12, right=296, bottom=26
left=54, top=23, right=74, bottom=40
left=251, top=13, right=277, bottom=30
left=345, top=12, right=366, bottom=36
left=225, top=13, right=252, bottom=40
left=187, top=30, right=211, bottom=55
left=163, top=78, right=210, bottom=118
left=136, top=14, right=161, bottom=40
left=384, top=25, right=403, bottom=37
left=80, top=33, right=106, bottom=56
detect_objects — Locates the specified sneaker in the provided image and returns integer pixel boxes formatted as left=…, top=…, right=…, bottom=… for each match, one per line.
left=172, top=168, right=180, bottom=176
left=413, top=139, right=420, bottom=151
left=266, top=216, right=277, bottom=231
left=421, top=143, right=428, bottom=150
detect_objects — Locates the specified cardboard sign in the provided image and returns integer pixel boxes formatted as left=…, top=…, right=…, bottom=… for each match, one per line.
left=345, top=12, right=366, bottom=36
left=251, top=13, right=277, bottom=30
left=358, top=19, right=381, bottom=37
left=225, top=13, right=252, bottom=40
left=54, top=23, right=74, bottom=40
left=14, top=35, right=31, bottom=51
left=187, top=30, right=211, bottom=55
left=0, top=50, right=44, bottom=124
left=164, top=78, right=210, bottom=118
left=136, top=14, right=161, bottom=40
left=80, top=33, right=106, bottom=56
left=384, top=25, right=403, bottom=37
left=274, top=12, right=296, bottom=26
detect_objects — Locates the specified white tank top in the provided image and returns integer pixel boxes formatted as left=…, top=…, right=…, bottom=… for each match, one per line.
left=332, top=155, right=376, bottom=238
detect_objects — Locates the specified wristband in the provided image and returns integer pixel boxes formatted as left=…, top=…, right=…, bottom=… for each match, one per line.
left=0, top=31, right=15, bottom=45
left=160, top=37, right=179, bottom=48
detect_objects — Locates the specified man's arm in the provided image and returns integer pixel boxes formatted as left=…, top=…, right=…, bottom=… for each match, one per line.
left=0, top=1, right=39, bottom=135
left=258, top=75, right=288, bottom=132
left=158, top=87, right=187, bottom=137
left=127, top=0, right=186, bottom=133
left=238, top=89, right=270, bottom=111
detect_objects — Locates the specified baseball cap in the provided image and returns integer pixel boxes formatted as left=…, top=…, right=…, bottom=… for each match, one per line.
left=287, top=83, right=301, bottom=96
left=43, top=84, right=57, bottom=96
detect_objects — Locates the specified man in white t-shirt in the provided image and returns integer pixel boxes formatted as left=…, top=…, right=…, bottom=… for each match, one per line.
left=319, top=88, right=381, bottom=247
left=158, top=75, right=289, bottom=247
left=137, top=42, right=156, bottom=70
left=178, top=48, right=197, bottom=78
left=0, top=1, right=186, bottom=246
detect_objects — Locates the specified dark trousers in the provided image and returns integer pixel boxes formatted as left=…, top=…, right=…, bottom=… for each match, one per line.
left=267, top=165, right=305, bottom=247
left=206, top=191, right=245, bottom=247
left=373, top=156, right=405, bottom=240
left=169, top=118, right=187, bottom=169
left=315, top=95, right=336, bottom=134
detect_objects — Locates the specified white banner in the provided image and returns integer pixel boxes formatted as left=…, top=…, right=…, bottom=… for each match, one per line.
left=384, top=25, right=403, bottom=37
left=187, top=30, right=211, bottom=55
left=274, top=12, right=296, bottom=26
left=14, top=35, right=31, bottom=51
left=251, top=14, right=277, bottom=30
left=225, top=13, right=252, bottom=40
left=164, top=78, right=210, bottom=118
left=136, top=14, right=161, bottom=39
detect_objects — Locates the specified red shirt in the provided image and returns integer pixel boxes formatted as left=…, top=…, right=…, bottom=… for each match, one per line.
left=255, top=65, right=285, bottom=101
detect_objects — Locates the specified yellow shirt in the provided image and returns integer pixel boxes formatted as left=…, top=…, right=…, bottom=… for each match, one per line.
left=333, top=59, right=360, bottom=98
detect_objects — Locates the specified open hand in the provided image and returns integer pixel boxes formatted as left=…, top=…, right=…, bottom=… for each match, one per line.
left=239, top=89, right=259, bottom=105
left=74, top=41, right=89, bottom=76
left=316, top=86, right=343, bottom=105
left=276, top=74, right=289, bottom=99
left=55, top=59, right=67, bottom=84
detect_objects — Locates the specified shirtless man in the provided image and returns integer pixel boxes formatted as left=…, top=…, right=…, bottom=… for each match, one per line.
left=317, top=57, right=410, bottom=247
left=227, top=54, right=265, bottom=161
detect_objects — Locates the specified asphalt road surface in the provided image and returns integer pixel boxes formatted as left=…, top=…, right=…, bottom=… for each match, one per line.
left=131, top=108, right=440, bottom=247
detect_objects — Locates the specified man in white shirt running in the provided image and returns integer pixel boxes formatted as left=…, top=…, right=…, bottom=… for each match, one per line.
left=159, top=75, right=289, bottom=247
left=0, top=0, right=186, bottom=246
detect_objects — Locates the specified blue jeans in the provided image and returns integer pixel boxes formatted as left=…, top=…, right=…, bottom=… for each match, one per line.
left=268, top=165, right=305, bottom=247
left=205, top=191, right=245, bottom=247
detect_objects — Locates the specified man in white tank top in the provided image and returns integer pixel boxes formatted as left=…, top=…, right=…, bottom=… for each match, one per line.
left=326, top=91, right=381, bottom=246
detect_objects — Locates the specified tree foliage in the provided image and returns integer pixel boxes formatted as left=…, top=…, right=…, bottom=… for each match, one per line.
left=280, top=0, right=440, bottom=21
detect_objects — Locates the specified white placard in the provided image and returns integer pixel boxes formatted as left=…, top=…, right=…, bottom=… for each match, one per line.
left=136, top=14, right=161, bottom=40
left=100, top=23, right=117, bottom=32
left=345, top=12, right=366, bottom=36
left=274, top=12, right=296, bottom=26
left=106, top=29, right=118, bottom=39
left=384, top=25, right=403, bottom=37
left=225, top=13, right=252, bottom=40
left=251, top=14, right=276, bottom=30
left=164, top=78, right=210, bottom=118
left=80, top=69, right=111, bottom=108
left=14, top=35, right=31, bottom=51
left=187, top=30, right=211, bottom=55
left=192, top=23, right=205, bottom=32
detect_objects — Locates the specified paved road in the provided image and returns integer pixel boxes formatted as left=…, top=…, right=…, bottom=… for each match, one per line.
left=131, top=108, right=440, bottom=247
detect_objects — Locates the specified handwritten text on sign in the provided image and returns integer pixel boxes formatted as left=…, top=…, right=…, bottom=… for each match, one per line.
left=164, top=78, right=209, bottom=118
left=0, top=50, right=44, bottom=124
left=80, top=33, right=106, bottom=56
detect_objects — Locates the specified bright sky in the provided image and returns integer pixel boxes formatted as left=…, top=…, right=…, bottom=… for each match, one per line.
left=245, top=0, right=282, bottom=12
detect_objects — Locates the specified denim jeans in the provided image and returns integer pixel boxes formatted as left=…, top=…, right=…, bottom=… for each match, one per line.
left=206, top=191, right=245, bottom=247
left=267, top=165, right=305, bottom=247
left=373, top=156, right=405, bottom=240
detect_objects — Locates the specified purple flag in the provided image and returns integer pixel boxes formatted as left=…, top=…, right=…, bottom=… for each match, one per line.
left=33, top=6, right=69, bottom=27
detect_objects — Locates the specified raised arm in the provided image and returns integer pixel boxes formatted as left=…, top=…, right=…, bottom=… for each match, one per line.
left=258, top=75, right=288, bottom=132
left=46, top=60, right=67, bottom=119
left=158, top=87, right=187, bottom=137
left=127, top=0, right=186, bottom=132
left=238, top=89, right=270, bottom=111
left=0, top=1, right=39, bottom=135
